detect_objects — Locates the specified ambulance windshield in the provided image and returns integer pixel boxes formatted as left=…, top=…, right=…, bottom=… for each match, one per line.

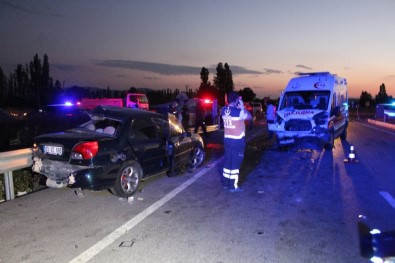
left=280, top=91, right=330, bottom=111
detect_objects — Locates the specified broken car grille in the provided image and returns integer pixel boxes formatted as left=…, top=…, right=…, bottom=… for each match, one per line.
left=285, top=119, right=312, bottom=131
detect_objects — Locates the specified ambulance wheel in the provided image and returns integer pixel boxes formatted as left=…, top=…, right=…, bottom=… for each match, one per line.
left=324, top=133, right=334, bottom=150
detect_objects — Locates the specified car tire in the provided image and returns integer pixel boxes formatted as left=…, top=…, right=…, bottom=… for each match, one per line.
left=189, top=144, right=205, bottom=169
left=113, top=161, right=142, bottom=197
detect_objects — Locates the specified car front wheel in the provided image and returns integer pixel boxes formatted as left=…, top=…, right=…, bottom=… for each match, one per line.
left=189, top=144, right=205, bottom=169
left=113, top=161, right=142, bottom=197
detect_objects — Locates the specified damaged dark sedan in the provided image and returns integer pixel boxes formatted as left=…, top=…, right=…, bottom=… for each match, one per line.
left=32, top=106, right=205, bottom=197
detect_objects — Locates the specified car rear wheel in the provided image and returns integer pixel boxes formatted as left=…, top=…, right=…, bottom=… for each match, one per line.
left=189, top=144, right=205, bottom=169
left=113, top=161, right=142, bottom=197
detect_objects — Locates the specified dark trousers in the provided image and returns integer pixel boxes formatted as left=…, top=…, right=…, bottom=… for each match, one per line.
left=222, top=140, right=245, bottom=189
left=194, top=119, right=207, bottom=136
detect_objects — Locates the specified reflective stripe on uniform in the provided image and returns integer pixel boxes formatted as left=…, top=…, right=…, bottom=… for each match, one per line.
left=224, top=133, right=245, bottom=139
left=223, top=168, right=239, bottom=179
left=223, top=168, right=239, bottom=189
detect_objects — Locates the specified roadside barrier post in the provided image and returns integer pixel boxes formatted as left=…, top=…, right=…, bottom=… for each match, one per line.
left=4, top=171, right=15, bottom=200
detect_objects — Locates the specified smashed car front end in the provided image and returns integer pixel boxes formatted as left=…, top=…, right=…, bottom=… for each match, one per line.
left=268, top=109, right=332, bottom=147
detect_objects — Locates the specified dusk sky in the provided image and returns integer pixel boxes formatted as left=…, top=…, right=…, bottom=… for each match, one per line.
left=1, top=0, right=394, bottom=99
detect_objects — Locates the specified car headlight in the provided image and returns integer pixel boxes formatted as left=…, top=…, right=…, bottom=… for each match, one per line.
left=313, top=112, right=328, bottom=126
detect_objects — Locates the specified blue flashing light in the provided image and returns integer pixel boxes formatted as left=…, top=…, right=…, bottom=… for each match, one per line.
left=64, top=101, right=73, bottom=106
left=384, top=110, right=395, bottom=117
left=370, top=256, right=384, bottom=263
left=370, top=229, right=381, bottom=235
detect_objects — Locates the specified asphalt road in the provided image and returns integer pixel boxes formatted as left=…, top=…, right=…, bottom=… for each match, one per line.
left=1, top=120, right=395, bottom=263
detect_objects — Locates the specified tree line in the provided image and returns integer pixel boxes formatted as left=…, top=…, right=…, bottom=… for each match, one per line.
left=5, top=53, right=389, bottom=110
left=0, top=54, right=56, bottom=109
left=358, top=83, right=393, bottom=108
left=0, top=54, right=257, bottom=109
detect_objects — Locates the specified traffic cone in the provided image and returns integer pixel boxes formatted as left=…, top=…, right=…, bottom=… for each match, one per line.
left=344, top=145, right=359, bottom=163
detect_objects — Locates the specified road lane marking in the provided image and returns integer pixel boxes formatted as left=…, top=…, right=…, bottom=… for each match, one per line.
left=69, top=157, right=224, bottom=263
left=357, top=121, right=395, bottom=136
left=379, top=191, right=395, bottom=209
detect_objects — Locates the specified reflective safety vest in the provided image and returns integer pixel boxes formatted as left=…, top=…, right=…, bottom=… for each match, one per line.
left=221, top=105, right=245, bottom=139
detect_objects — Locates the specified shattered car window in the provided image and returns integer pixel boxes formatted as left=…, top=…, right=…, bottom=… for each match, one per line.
left=76, top=117, right=122, bottom=136
left=152, top=117, right=170, bottom=139
left=129, top=118, right=158, bottom=140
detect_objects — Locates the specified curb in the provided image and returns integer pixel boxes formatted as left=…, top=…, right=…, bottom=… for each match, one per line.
left=367, top=119, right=395, bottom=131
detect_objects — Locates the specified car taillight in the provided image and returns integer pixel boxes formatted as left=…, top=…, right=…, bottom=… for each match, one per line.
left=71, top=141, right=99, bottom=160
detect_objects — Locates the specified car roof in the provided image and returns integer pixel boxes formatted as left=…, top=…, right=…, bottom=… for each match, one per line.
left=89, top=106, right=167, bottom=121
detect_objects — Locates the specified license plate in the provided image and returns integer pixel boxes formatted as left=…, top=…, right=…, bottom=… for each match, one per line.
left=44, top=145, right=63, bottom=156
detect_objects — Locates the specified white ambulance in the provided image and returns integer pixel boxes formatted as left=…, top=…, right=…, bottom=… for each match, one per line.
left=268, top=72, right=348, bottom=150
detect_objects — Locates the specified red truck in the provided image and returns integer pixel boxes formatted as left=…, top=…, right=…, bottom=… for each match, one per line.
left=78, top=93, right=149, bottom=110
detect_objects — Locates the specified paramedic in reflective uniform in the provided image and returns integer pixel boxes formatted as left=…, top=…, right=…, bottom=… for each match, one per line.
left=221, top=92, right=252, bottom=192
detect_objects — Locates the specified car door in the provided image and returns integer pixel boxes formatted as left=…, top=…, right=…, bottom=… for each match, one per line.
left=168, top=114, right=192, bottom=167
left=128, top=117, right=167, bottom=175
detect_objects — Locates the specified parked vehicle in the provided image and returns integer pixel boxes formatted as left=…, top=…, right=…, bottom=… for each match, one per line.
left=375, top=103, right=395, bottom=122
left=268, top=72, right=348, bottom=150
left=150, top=97, right=219, bottom=129
left=78, top=93, right=149, bottom=111
left=32, top=106, right=205, bottom=197
left=250, top=101, right=263, bottom=114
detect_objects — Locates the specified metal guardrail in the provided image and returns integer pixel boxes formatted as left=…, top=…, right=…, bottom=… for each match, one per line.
left=0, top=148, right=32, bottom=201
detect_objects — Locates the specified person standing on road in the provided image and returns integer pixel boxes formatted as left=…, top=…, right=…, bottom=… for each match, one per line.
left=245, top=102, right=254, bottom=130
left=266, top=100, right=276, bottom=139
left=175, top=99, right=183, bottom=123
left=194, top=99, right=208, bottom=137
left=221, top=92, right=252, bottom=192
left=181, top=101, right=190, bottom=131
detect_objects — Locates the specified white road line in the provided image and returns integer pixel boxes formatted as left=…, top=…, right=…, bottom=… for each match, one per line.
left=69, top=157, right=224, bottom=263
left=379, top=191, right=395, bottom=209
left=357, top=121, right=395, bottom=136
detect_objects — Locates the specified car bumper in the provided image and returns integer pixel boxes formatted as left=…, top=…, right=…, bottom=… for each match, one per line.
left=272, top=126, right=331, bottom=146
left=32, top=157, right=117, bottom=190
